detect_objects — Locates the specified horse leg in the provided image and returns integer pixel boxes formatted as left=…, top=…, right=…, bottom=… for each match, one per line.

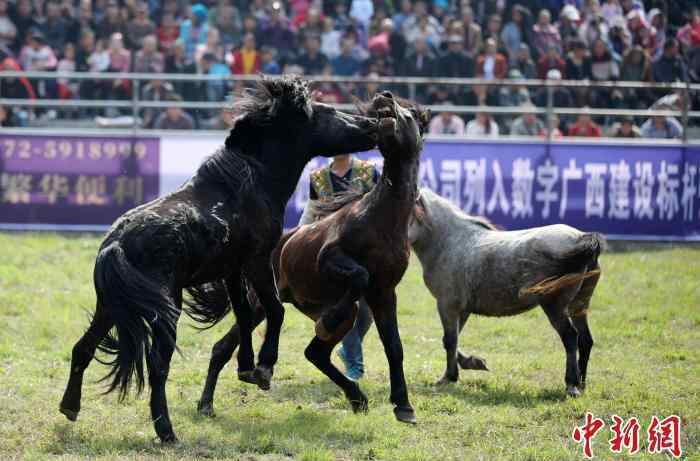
left=572, top=314, right=593, bottom=391
left=366, top=289, right=415, bottom=424
left=245, top=267, right=285, bottom=390
left=147, top=293, right=181, bottom=443
left=59, top=301, right=113, bottom=421
left=436, top=301, right=460, bottom=385
left=224, top=275, right=257, bottom=384
left=316, top=246, right=369, bottom=340
left=304, top=304, right=368, bottom=412
left=542, top=302, right=581, bottom=398
left=198, top=306, right=265, bottom=417
left=456, top=311, right=488, bottom=371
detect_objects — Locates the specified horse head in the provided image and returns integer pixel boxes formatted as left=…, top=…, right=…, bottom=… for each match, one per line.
left=366, top=91, right=430, bottom=159
left=225, top=75, right=378, bottom=160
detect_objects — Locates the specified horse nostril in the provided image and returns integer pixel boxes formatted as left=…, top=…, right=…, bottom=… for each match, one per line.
left=382, top=91, right=393, bottom=99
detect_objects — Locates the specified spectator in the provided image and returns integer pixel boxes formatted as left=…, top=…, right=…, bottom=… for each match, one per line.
left=510, top=42, right=537, bottom=78
left=532, top=9, right=561, bottom=58
left=501, top=4, right=531, bottom=60
left=688, top=31, right=700, bottom=82
left=640, top=115, right=683, bottom=139
left=125, top=2, right=155, bottom=50
left=260, top=2, right=295, bottom=60
left=601, top=0, right=624, bottom=25
left=428, top=104, right=465, bottom=135
left=647, top=9, right=666, bottom=59
left=483, top=14, right=504, bottom=51
left=154, top=94, right=196, bottom=130
left=195, top=28, right=225, bottom=64
left=57, top=42, right=76, bottom=99
left=350, top=0, right=373, bottom=30
left=460, top=7, right=482, bottom=56
left=567, top=110, right=602, bottom=137
left=179, top=3, right=209, bottom=64
left=141, top=76, right=176, bottom=127
left=231, top=32, right=261, bottom=75
left=558, top=5, right=581, bottom=50
left=96, top=0, right=125, bottom=41
left=392, top=0, right=413, bottom=33
left=1, top=46, right=36, bottom=99
left=321, top=17, right=341, bottom=59
left=260, top=46, right=281, bottom=74
left=157, top=13, right=179, bottom=53
left=0, top=104, right=20, bottom=126
left=543, top=113, right=564, bottom=138
left=332, top=36, right=362, bottom=76
left=164, top=39, right=197, bottom=100
left=476, top=37, right=507, bottom=80
left=566, top=39, right=593, bottom=80
left=537, top=44, right=567, bottom=79
left=403, top=1, right=442, bottom=45
left=296, top=33, right=328, bottom=75
left=608, top=16, right=632, bottom=56
left=652, top=38, right=688, bottom=82
left=297, top=7, right=324, bottom=41
left=0, top=0, right=16, bottom=49
left=19, top=30, right=57, bottom=72
left=466, top=111, right=499, bottom=137
left=579, top=13, right=608, bottom=50
left=133, top=34, right=164, bottom=73
left=620, top=45, right=651, bottom=107
left=209, top=1, right=241, bottom=47
left=677, top=9, right=700, bottom=53
left=104, top=32, right=131, bottom=107
left=10, top=0, right=36, bottom=53
left=385, top=18, right=407, bottom=67
left=498, top=69, right=531, bottom=107
left=608, top=115, right=642, bottom=137
left=590, top=38, right=621, bottom=107
left=510, top=103, right=545, bottom=136
left=42, top=0, right=69, bottom=52
left=438, top=35, right=474, bottom=78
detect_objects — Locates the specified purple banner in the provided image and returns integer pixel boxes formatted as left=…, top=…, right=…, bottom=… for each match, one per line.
left=285, top=141, right=700, bottom=240
left=0, top=135, right=160, bottom=227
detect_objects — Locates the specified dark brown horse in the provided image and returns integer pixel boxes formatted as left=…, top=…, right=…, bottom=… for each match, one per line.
left=197, top=92, right=429, bottom=424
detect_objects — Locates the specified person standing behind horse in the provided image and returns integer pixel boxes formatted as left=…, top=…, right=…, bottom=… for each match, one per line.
left=299, top=153, right=379, bottom=381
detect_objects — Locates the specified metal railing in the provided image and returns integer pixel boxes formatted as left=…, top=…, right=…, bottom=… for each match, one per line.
left=1, top=71, right=699, bottom=140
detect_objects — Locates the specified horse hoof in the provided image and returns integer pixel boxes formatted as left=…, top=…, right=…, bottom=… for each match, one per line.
left=253, top=366, right=272, bottom=391
left=458, top=355, right=488, bottom=371
left=59, top=405, right=79, bottom=422
left=435, top=376, right=457, bottom=386
left=567, top=385, right=582, bottom=398
left=238, top=370, right=258, bottom=385
left=349, top=391, right=369, bottom=413
left=160, top=433, right=179, bottom=445
left=393, top=406, right=417, bottom=425
left=197, top=400, right=215, bottom=417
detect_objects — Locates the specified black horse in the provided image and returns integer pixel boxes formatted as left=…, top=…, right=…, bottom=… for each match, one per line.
left=59, top=76, right=378, bottom=443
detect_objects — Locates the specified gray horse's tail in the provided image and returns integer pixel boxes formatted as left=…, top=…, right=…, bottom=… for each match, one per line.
left=522, top=233, right=605, bottom=298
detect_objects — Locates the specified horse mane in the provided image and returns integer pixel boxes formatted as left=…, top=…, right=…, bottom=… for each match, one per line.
left=465, top=214, right=499, bottom=231
left=225, top=75, right=311, bottom=150
left=421, top=188, right=500, bottom=231
left=199, top=75, right=312, bottom=192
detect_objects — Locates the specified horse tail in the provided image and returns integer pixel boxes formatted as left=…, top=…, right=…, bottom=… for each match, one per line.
left=183, top=281, right=231, bottom=329
left=94, top=242, right=179, bottom=401
left=522, top=232, right=605, bottom=298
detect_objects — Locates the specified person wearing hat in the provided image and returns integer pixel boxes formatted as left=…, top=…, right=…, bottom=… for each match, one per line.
left=608, top=115, right=642, bottom=138
left=179, top=3, right=209, bottom=63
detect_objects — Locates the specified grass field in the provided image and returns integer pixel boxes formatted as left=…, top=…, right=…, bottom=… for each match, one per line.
left=0, top=233, right=698, bottom=461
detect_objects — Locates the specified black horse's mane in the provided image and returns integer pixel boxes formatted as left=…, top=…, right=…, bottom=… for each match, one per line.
left=197, top=75, right=312, bottom=192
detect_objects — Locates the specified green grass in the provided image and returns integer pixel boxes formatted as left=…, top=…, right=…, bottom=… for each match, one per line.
left=0, top=233, right=698, bottom=460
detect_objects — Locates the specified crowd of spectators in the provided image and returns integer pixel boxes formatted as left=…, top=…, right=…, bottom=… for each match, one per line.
left=1, top=0, right=699, bottom=137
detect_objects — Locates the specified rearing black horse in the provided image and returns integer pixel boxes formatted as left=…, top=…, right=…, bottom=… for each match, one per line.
left=59, top=76, right=378, bottom=443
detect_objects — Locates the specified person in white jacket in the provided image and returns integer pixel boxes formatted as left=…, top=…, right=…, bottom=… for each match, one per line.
left=465, top=111, right=500, bottom=137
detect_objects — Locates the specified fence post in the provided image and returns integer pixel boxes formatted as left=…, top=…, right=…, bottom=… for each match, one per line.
left=132, top=79, right=140, bottom=132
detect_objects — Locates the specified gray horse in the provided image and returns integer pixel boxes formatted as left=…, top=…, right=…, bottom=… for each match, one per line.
left=408, top=188, right=603, bottom=397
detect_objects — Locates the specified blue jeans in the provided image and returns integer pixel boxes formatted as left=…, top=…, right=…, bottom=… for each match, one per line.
left=341, top=297, right=373, bottom=370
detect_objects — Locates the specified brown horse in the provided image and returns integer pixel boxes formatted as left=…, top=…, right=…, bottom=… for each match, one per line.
left=197, top=92, right=429, bottom=424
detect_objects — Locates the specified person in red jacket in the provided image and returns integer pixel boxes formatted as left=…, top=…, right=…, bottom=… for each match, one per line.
left=567, top=110, right=602, bottom=137
left=475, top=38, right=507, bottom=80
left=231, top=32, right=261, bottom=75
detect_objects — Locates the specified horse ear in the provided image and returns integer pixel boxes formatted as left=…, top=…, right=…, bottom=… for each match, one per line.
left=418, top=109, right=431, bottom=132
